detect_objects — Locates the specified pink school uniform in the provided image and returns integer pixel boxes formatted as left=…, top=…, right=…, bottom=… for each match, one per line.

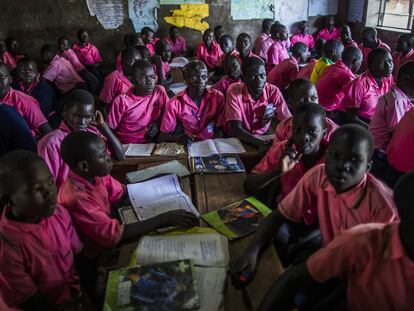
left=256, top=36, right=274, bottom=62
left=267, top=56, right=300, bottom=89
left=267, top=40, right=289, bottom=69
left=369, top=86, right=412, bottom=151
left=344, top=39, right=358, bottom=48
left=278, top=163, right=398, bottom=245
left=107, top=86, right=168, bottom=144
left=307, top=222, right=414, bottom=311
left=166, top=36, right=187, bottom=56
left=145, top=37, right=160, bottom=56
left=42, top=55, right=84, bottom=94
left=317, top=60, right=356, bottom=111
left=316, top=27, right=340, bottom=40
left=72, top=43, right=102, bottom=65
left=359, top=40, right=391, bottom=71
left=2, top=52, right=17, bottom=71
left=392, top=49, right=414, bottom=79
left=297, top=59, right=317, bottom=80
left=99, top=69, right=133, bottom=105
left=0, top=204, right=82, bottom=308
left=234, top=50, right=255, bottom=65
left=217, top=49, right=238, bottom=68
left=160, top=88, right=225, bottom=141
left=254, top=33, right=271, bottom=55
left=290, top=33, right=314, bottom=50
left=212, top=75, right=240, bottom=95
left=224, top=82, right=291, bottom=135
left=195, top=41, right=223, bottom=69
left=58, top=172, right=125, bottom=258
left=61, top=49, right=85, bottom=72
left=339, top=71, right=393, bottom=121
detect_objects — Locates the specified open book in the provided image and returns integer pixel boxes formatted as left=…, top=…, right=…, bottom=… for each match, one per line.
left=188, top=138, right=246, bottom=157
left=127, top=160, right=190, bottom=184
left=123, top=143, right=155, bottom=157
left=127, top=174, right=199, bottom=221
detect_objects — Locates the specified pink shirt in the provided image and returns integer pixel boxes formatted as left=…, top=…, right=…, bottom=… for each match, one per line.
left=317, top=60, right=355, bottom=111
left=254, top=33, right=271, bottom=56
left=256, top=36, right=275, bottom=61
left=224, top=82, right=291, bottom=135
left=60, top=49, right=85, bottom=72
left=195, top=41, right=224, bottom=69
left=278, top=164, right=397, bottom=245
left=1, top=88, right=47, bottom=132
left=161, top=88, right=225, bottom=141
left=37, top=122, right=104, bottom=189
left=234, top=50, right=255, bottom=66
left=58, top=172, right=125, bottom=258
left=217, top=49, right=238, bottom=68
left=166, top=36, right=187, bottom=56
left=2, top=52, right=17, bottom=71
left=267, top=40, right=289, bottom=68
left=392, top=49, right=414, bottom=79
left=42, top=55, right=84, bottom=94
left=359, top=40, right=391, bottom=71
left=387, top=108, right=414, bottom=172
left=344, top=39, right=358, bottom=48
left=267, top=56, right=299, bottom=89
left=307, top=222, right=414, bottom=311
left=369, top=86, right=412, bottom=151
left=297, top=59, right=317, bottom=80
left=290, top=33, right=314, bottom=49
left=0, top=204, right=82, bottom=308
left=115, top=52, right=122, bottom=71
left=107, top=86, right=167, bottom=144
left=212, top=75, right=240, bottom=95
left=99, top=69, right=132, bottom=105
left=316, top=27, right=340, bottom=40
left=72, top=43, right=102, bottom=65
left=340, top=71, right=394, bottom=120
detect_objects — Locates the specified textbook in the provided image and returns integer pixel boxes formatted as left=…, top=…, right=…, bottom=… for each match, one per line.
left=127, top=174, right=200, bottom=221
left=202, top=197, right=272, bottom=240
left=154, top=142, right=186, bottom=156
left=123, top=143, right=155, bottom=157
left=189, top=155, right=245, bottom=173
left=188, top=138, right=246, bottom=157
left=103, top=259, right=199, bottom=311
left=126, top=160, right=190, bottom=184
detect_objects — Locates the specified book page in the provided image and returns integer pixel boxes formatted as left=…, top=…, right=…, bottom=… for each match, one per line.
left=136, top=233, right=229, bottom=267
left=214, top=138, right=246, bottom=154
left=154, top=143, right=186, bottom=156
left=127, top=160, right=190, bottom=183
left=124, top=143, right=155, bottom=156
left=195, top=267, right=226, bottom=311
left=188, top=139, right=218, bottom=157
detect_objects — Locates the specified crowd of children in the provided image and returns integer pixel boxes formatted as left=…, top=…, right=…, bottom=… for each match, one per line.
left=1, top=14, right=414, bottom=310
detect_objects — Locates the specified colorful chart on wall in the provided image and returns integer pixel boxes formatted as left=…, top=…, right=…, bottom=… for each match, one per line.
left=161, top=0, right=205, bottom=4
left=86, top=0, right=125, bottom=29
left=128, top=0, right=160, bottom=32
left=230, top=0, right=274, bottom=20
left=274, top=0, right=308, bottom=28
left=164, top=4, right=209, bottom=32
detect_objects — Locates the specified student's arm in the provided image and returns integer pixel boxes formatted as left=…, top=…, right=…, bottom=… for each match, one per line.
left=228, top=120, right=266, bottom=149
left=94, top=111, right=126, bottom=160
left=340, top=108, right=369, bottom=128
left=145, top=113, right=163, bottom=142
left=38, top=123, right=53, bottom=136
left=159, top=98, right=192, bottom=144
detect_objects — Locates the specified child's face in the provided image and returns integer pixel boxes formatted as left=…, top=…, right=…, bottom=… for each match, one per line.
left=214, top=27, right=223, bottom=40
left=361, top=31, right=376, bottom=47
left=17, top=62, right=38, bottom=84
left=327, top=16, right=335, bottom=28
left=299, top=22, right=309, bottom=34
left=85, top=138, right=113, bottom=177
left=170, top=28, right=179, bottom=39
left=122, top=52, right=141, bottom=76
left=224, top=59, right=241, bottom=80
left=133, top=67, right=156, bottom=96
left=397, top=37, right=411, bottom=54
left=160, top=44, right=172, bottom=62
left=0, top=65, right=11, bottom=96
left=369, top=52, right=393, bottom=78
left=236, top=36, right=251, bottom=56
left=291, top=114, right=325, bottom=155
left=186, top=65, right=208, bottom=94
left=58, top=39, right=70, bottom=52
left=11, top=161, right=57, bottom=219
left=340, top=27, right=352, bottom=43
left=277, top=28, right=289, bottom=41
left=244, top=65, right=266, bottom=97
left=220, top=38, right=234, bottom=55
left=143, top=32, right=154, bottom=44
left=289, top=85, right=318, bottom=112
left=64, top=103, right=95, bottom=131
left=79, top=31, right=89, bottom=43
left=203, top=31, right=215, bottom=47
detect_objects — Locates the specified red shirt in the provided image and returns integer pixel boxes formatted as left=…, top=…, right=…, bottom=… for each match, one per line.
left=211, top=75, right=240, bottom=95
left=267, top=56, right=299, bottom=89
left=290, top=33, right=314, bottom=49
left=316, top=27, right=340, bottom=40
left=166, top=36, right=187, bottom=56
left=343, top=39, right=358, bottom=48
left=297, top=59, right=317, bottom=80
left=392, top=49, right=414, bottom=79
left=72, top=43, right=102, bottom=65
left=99, top=69, right=133, bottom=105
left=195, top=41, right=223, bottom=69
left=359, top=40, right=391, bottom=72
left=307, top=222, right=414, bottom=311
left=267, top=40, right=289, bottom=68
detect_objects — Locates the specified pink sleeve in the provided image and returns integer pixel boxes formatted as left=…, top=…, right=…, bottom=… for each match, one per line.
left=42, top=63, right=58, bottom=82
left=274, top=120, right=288, bottom=142
left=288, top=63, right=299, bottom=82
left=17, top=98, right=47, bottom=130
left=38, top=136, right=63, bottom=183
left=99, top=75, right=117, bottom=104
left=252, top=142, right=284, bottom=174
left=160, top=97, right=180, bottom=133
left=267, top=45, right=279, bottom=66
left=60, top=206, right=83, bottom=254
left=106, top=176, right=126, bottom=204
left=92, top=46, right=103, bottom=63
left=271, top=87, right=292, bottom=121
left=341, top=79, right=364, bottom=110
left=214, top=91, right=225, bottom=127
left=195, top=43, right=202, bottom=59
left=224, top=86, right=243, bottom=122
left=107, top=95, right=128, bottom=130
left=158, top=86, right=169, bottom=111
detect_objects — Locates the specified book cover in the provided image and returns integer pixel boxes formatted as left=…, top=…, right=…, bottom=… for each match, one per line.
left=104, top=259, right=199, bottom=311
left=202, top=197, right=272, bottom=240
left=190, top=155, right=245, bottom=173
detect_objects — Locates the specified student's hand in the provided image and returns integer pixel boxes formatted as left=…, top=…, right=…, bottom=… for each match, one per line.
left=158, top=210, right=199, bottom=227
left=145, top=123, right=159, bottom=139
left=231, top=252, right=258, bottom=288
left=93, top=110, right=106, bottom=127
left=258, top=140, right=272, bottom=157
left=281, top=140, right=302, bottom=174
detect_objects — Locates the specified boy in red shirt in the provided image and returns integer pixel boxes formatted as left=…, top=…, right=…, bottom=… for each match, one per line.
left=141, top=27, right=159, bottom=56
left=359, top=27, right=391, bottom=72
left=392, top=33, right=414, bottom=79
left=195, top=28, right=223, bottom=70
left=316, top=15, right=340, bottom=41
left=340, top=25, right=357, bottom=48
left=290, top=21, right=314, bottom=50
left=267, top=23, right=289, bottom=69
left=254, top=19, right=274, bottom=61
left=212, top=55, right=241, bottom=95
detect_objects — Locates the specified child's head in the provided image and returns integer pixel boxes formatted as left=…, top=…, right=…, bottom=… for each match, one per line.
left=367, top=48, right=393, bottom=78
left=184, top=60, right=208, bottom=95
left=298, top=20, right=309, bottom=34
left=325, top=15, right=335, bottom=29
left=121, top=47, right=142, bottom=76
left=154, top=40, right=172, bottom=63
left=291, top=103, right=327, bottom=155
left=203, top=29, right=215, bottom=47
left=396, top=61, right=414, bottom=98
left=340, top=25, right=352, bottom=44
left=40, top=44, right=57, bottom=64
left=62, top=89, right=95, bottom=130
left=361, top=27, right=378, bottom=48
left=57, top=36, right=71, bottom=52
left=141, top=27, right=155, bottom=44
left=214, top=25, right=224, bottom=41
left=169, top=26, right=180, bottom=40
left=286, top=78, right=318, bottom=112
left=325, top=125, right=373, bottom=193
left=393, top=171, right=414, bottom=228
left=128, top=34, right=144, bottom=48
left=5, top=37, right=18, bottom=53
left=291, top=42, right=308, bottom=63
left=270, top=23, right=288, bottom=42
left=342, top=46, right=362, bottom=73
left=77, top=29, right=89, bottom=44
left=16, top=58, right=38, bottom=84
left=224, top=55, right=241, bottom=81
left=242, top=57, right=266, bottom=98
left=61, top=131, right=112, bottom=179
left=262, top=19, right=273, bottom=34
left=219, top=34, right=234, bottom=55
left=396, top=33, right=414, bottom=55
left=312, top=38, right=326, bottom=59
left=0, top=150, right=57, bottom=220
left=236, top=33, right=252, bottom=57
left=323, top=39, right=344, bottom=62
left=131, top=59, right=156, bottom=96
left=136, top=45, right=151, bottom=62
left=0, top=63, right=11, bottom=97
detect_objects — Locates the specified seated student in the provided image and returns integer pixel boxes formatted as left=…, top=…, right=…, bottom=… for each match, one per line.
left=58, top=131, right=198, bottom=258
left=11, top=57, right=58, bottom=118
left=195, top=28, right=223, bottom=70
left=290, top=20, right=314, bottom=50
left=99, top=47, right=141, bottom=113
left=310, top=39, right=344, bottom=84
left=317, top=46, right=362, bottom=112
left=267, top=42, right=308, bottom=90
left=41, top=44, right=85, bottom=95
left=108, top=60, right=168, bottom=144
left=0, top=63, right=52, bottom=137
left=244, top=103, right=327, bottom=207
left=254, top=19, right=274, bottom=61
left=2, top=37, right=24, bottom=72
left=115, top=33, right=143, bottom=71
left=267, top=23, right=289, bottom=69
left=141, top=27, right=159, bottom=56
left=392, top=33, right=414, bottom=79
left=160, top=60, right=225, bottom=143
left=217, top=34, right=237, bottom=69
left=310, top=37, right=326, bottom=60
left=340, top=25, right=357, bottom=48
left=214, top=25, right=224, bottom=44
left=235, top=33, right=254, bottom=64
left=339, top=48, right=394, bottom=127
left=38, top=89, right=124, bottom=188
left=0, top=103, right=36, bottom=157
left=212, top=55, right=241, bottom=95
left=316, top=15, right=340, bottom=40
left=153, top=39, right=173, bottom=87
left=0, top=150, right=82, bottom=310
left=232, top=125, right=398, bottom=283
left=166, top=26, right=187, bottom=57
left=137, top=44, right=152, bottom=62
left=359, top=27, right=391, bottom=72
left=0, top=39, right=15, bottom=71
left=255, top=171, right=414, bottom=311
left=224, top=57, right=291, bottom=149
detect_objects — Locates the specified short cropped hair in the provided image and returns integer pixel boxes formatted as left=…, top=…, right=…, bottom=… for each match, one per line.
left=61, top=131, right=102, bottom=168
left=367, top=47, right=390, bottom=68
left=331, top=124, right=374, bottom=159
left=241, top=56, right=265, bottom=75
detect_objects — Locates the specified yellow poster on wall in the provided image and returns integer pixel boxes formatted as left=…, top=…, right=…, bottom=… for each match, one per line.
left=164, top=4, right=209, bottom=33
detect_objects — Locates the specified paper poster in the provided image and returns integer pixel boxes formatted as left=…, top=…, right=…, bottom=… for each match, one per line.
left=348, top=0, right=364, bottom=22
left=86, top=0, right=124, bottom=29
left=161, top=0, right=205, bottom=4
left=128, top=0, right=160, bottom=32
left=230, top=0, right=274, bottom=20
left=308, top=0, right=338, bottom=16
left=164, top=4, right=209, bottom=33
left=274, top=0, right=308, bottom=27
